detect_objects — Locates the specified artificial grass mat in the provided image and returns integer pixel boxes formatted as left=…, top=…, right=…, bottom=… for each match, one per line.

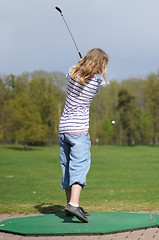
left=0, top=212, right=159, bottom=235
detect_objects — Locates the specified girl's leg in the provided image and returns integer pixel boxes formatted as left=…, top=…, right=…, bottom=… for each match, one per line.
left=69, top=183, right=82, bottom=206
left=59, top=134, right=70, bottom=191
left=65, top=183, right=88, bottom=223
left=65, top=189, right=71, bottom=204
left=68, top=133, right=91, bottom=196
left=65, top=184, right=82, bottom=205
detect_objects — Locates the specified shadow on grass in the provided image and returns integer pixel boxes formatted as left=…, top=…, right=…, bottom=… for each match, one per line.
left=35, top=203, right=65, bottom=214
left=34, top=203, right=80, bottom=223
left=3, top=146, right=40, bottom=151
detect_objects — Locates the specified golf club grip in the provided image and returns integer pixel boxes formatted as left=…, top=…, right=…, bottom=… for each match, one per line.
left=79, top=52, right=82, bottom=58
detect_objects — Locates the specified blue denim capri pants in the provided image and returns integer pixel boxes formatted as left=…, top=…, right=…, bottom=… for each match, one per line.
left=58, top=132, right=91, bottom=190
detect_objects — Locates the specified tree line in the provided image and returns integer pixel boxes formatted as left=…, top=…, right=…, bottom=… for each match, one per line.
left=0, top=70, right=159, bottom=147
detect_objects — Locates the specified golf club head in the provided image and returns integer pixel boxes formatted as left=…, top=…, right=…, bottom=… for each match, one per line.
left=55, top=7, right=63, bottom=15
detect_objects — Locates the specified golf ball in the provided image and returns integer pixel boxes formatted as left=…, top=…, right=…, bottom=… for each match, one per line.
left=112, top=120, right=115, bottom=125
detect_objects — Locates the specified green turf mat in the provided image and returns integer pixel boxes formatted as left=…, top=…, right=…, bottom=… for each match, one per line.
left=0, top=212, right=159, bottom=235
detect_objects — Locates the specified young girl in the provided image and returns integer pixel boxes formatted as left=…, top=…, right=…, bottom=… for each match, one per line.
left=58, top=48, right=109, bottom=223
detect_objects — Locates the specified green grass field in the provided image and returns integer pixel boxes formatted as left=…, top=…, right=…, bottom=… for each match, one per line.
left=0, top=145, right=159, bottom=214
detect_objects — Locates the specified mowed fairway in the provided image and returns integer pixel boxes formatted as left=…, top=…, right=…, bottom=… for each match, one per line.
left=0, top=145, right=159, bottom=213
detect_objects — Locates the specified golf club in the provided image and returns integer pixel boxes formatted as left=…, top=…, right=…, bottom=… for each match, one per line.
left=55, top=6, right=82, bottom=58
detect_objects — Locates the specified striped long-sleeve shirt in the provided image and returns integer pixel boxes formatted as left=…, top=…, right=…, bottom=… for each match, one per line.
left=58, top=72, right=106, bottom=134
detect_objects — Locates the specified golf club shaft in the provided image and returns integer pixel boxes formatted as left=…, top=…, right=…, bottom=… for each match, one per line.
left=55, top=6, right=82, bottom=58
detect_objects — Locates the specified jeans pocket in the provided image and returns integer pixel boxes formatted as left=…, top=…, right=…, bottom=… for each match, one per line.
left=71, top=134, right=81, bottom=140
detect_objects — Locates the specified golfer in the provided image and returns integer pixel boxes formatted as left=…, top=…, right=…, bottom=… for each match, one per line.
left=58, top=48, right=109, bottom=223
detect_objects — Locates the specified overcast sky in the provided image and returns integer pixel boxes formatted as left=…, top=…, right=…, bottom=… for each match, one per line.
left=0, top=0, right=159, bottom=81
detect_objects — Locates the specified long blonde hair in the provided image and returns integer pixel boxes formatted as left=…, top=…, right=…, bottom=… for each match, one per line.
left=70, top=48, right=109, bottom=84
